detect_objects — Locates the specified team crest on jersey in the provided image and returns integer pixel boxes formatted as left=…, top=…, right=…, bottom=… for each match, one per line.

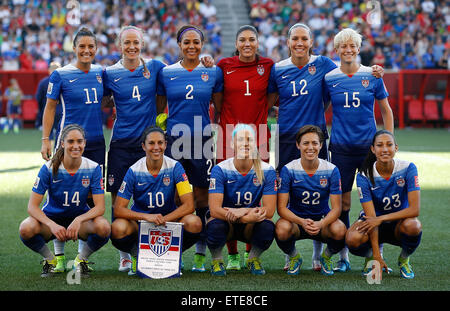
left=163, top=176, right=171, bottom=186
left=414, top=176, right=419, bottom=188
left=148, top=229, right=172, bottom=257
left=33, top=177, right=40, bottom=189
left=308, top=65, right=316, bottom=75
left=257, top=64, right=265, bottom=76
left=119, top=181, right=126, bottom=193
left=209, top=178, right=216, bottom=190
left=396, top=177, right=405, bottom=187
left=82, top=177, right=90, bottom=188
left=47, top=82, right=53, bottom=94
left=253, top=175, right=261, bottom=187
left=143, top=70, right=150, bottom=79
left=201, top=72, right=209, bottom=82
left=320, top=177, right=328, bottom=187
left=96, top=75, right=102, bottom=83
left=361, top=78, right=369, bottom=88
left=108, top=174, right=114, bottom=186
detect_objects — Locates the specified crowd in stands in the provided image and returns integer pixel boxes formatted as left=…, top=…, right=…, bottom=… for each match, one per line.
left=0, top=0, right=448, bottom=71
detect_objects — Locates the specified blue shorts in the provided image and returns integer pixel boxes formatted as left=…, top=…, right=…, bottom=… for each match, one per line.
left=330, top=152, right=366, bottom=193
left=7, top=103, right=21, bottom=115
left=44, top=215, right=82, bottom=241
left=83, top=139, right=106, bottom=175
left=292, top=214, right=327, bottom=242
left=358, top=211, right=401, bottom=246
left=276, top=139, right=328, bottom=172
left=165, top=135, right=215, bottom=188
left=107, top=141, right=145, bottom=193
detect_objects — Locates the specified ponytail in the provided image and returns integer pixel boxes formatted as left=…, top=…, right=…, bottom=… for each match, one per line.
left=51, top=124, right=86, bottom=176
left=252, top=151, right=265, bottom=185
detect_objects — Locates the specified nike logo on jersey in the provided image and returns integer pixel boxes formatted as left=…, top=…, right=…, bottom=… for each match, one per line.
left=52, top=180, right=62, bottom=183
left=371, top=186, right=380, bottom=190
left=227, top=180, right=236, bottom=184
left=114, top=77, right=122, bottom=82
left=332, top=83, right=341, bottom=87
left=226, top=70, right=236, bottom=75
left=282, top=75, right=290, bottom=79
left=138, top=182, right=147, bottom=186
left=293, top=180, right=303, bottom=183
left=69, top=78, right=78, bottom=83
left=170, top=77, right=178, bottom=80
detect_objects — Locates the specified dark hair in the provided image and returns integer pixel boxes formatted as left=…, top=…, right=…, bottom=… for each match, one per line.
left=141, top=126, right=166, bottom=145
left=51, top=124, right=86, bottom=176
left=295, top=124, right=325, bottom=145
left=234, top=25, right=260, bottom=61
left=176, top=25, right=204, bottom=43
left=287, top=23, right=313, bottom=56
left=360, top=130, right=396, bottom=185
left=73, top=27, right=98, bottom=48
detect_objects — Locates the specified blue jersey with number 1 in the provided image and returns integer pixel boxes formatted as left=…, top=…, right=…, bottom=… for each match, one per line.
left=47, top=64, right=104, bottom=146
left=324, top=65, right=389, bottom=155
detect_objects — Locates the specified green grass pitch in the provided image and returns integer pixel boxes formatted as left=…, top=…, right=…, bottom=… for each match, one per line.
left=0, top=128, right=449, bottom=291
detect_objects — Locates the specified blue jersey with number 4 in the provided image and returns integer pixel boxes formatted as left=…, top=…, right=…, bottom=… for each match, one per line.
left=357, top=159, right=420, bottom=216
left=47, top=64, right=104, bottom=145
left=32, top=157, right=104, bottom=218
left=208, top=158, right=277, bottom=208
left=324, top=65, right=389, bottom=155
left=279, top=158, right=342, bottom=218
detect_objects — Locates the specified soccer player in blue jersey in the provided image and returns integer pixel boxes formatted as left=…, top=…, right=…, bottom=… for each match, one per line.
left=324, top=28, right=394, bottom=272
left=157, top=25, right=223, bottom=272
left=346, top=130, right=422, bottom=279
left=268, top=23, right=383, bottom=270
left=103, top=25, right=166, bottom=273
left=40, top=27, right=106, bottom=273
left=207, top=124, right=277, bottom=276
left=275, top=125, right=346, bottom=276
left=110, top=127, right=202, bottom=276
left=19, top=124, right=110, bottom=277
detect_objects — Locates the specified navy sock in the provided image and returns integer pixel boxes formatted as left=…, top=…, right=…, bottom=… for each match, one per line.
left=111, top=234, right=137, bottom=254
left=195, top=206, right=208, bottom=242
left=400, top=231, right=422, bottom=257
left=20, top=234, right=46, bottom=253
left=87, top=233, right=110, bottom=252
left=339, top=209, right=350, bottom=228
left=326, top=237, right=345, bottom=255
left=182, top=230, right=201, bottom=252
left=250, top=220, right=275, bottom=251
left=275, top=234, right=296, bottom=255
left=348, top=242, right=371, bottom=257
left=206, top=218, right=229, bottom=250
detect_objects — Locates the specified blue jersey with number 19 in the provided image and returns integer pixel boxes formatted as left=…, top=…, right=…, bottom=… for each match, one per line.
left=157, top=61, right=223, bottom=136
left=47, top=64, right=104, bottom=146
left=324, top=65, right=389, bottom=155
left=268, top=55, right=337, bottom=140
left=104, top=59, right=166, bottom=147
left=279, top=158, right=342, bottom=219
left=32, top=157, right=104, bottom=218
left=208, top=158, right=277, bottom=208
left=357, top=159, right=420, bottom=217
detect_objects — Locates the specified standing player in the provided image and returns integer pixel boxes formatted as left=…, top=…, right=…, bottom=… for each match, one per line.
left=346, top=130, right=422, bottom=279
left=110, top=127, right=202, bottom=276
left=157, top=25, right=223, bottom=272
left=275, top=125, right=346, bottom=276
left=103, top=25, right=166, bottom=273
left=268, top=23, right=384, bottom=270
left=19, top=124, right=110, bottom=277
left=324, top=28, right=394, bottom=272
left=216, top=25, right=277, bottom=270
left=207, top=124, right=277, bottom=276
left=40, top=27, right=105, bottom=273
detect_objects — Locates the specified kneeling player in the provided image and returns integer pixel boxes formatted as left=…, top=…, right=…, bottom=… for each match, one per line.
left=110, top=127, right=202, bottom=275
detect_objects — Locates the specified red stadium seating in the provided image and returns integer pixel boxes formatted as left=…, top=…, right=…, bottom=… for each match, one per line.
left=407, top=100, right=423, bottom=123
left=423, top=100, right=439, bottom=121
left=21, top=99, right=38, bottom=128
left=443, top=99, right=450, bottom=121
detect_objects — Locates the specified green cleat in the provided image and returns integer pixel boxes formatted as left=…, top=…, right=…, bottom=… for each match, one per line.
left=319, top=253, right=334, bottom=276
left=40, top=258, right=57, bottom=278
left=211, top=259, right=226, bottom=276
left=243, top=251, right=249, bottom=269
left=398, top=256, right=415, bottom=279
left=247, top=257, right=265, bottom=275
left=287, top=253, right=303, bottom=275
left=128, top=256, right=137, bottom=276
left=192, top=253, right=206, bottom=272
left=73, top=255, right=94, bottom=277
left=53, top=255, right=66, bottom=273
left=226, top=254, right=241, bottom=271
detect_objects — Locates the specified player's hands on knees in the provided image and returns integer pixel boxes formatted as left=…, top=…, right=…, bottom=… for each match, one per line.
left=357, top=216, right=382, bottom=234
left=303, top=218, right=320, bottom=236
left=224, top=208, right=249, bottom=223
left=66, top=218, right=82, bottom=241
left=246, top=208, right=266, bottom=223
left=50, top=223, right=67, bottom=242
left=146, top=214, right=165, bottom=226
left=41, top=140, right=52, bottom=161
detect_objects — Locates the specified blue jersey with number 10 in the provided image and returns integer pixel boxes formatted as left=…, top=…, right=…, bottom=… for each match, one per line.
left=47, top=64, right=104, bottom=146
left=325, top=65, right=389, bottom=155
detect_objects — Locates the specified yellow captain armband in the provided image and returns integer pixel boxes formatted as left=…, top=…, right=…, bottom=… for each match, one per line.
left=176, top=180, right=192, bottom=197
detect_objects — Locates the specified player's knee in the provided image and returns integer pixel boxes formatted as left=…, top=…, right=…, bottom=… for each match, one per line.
left=400, top=218, right=422, bottom=236
left=345, top=229, right=362, bottom=249
left=330, top=220, right=346, bottom=240
left=111, top=219, right=129, bottom=239
left=206, top=219, right=228, bottom=249
left=275, top=219, right=292, bottom=241
left=251, top=220, right=275, bottom=250
left=94, top=217, right=111, bottom=238
left=19, top=219, right=36, bottom=239
left=183, top=215, right=202, bottom=234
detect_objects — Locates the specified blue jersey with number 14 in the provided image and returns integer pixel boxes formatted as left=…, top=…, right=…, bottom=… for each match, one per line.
left=47, top=64, right=104, bottom=146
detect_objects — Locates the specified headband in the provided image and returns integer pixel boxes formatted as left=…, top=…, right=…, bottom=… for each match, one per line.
left=177, top=27, right=204, bottom=42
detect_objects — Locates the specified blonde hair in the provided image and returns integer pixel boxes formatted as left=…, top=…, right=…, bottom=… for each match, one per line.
left=334, top=28, right=362, bottom=50
left=232, top=124, right=265, bottom=185
left=118, top=25, right=149, bottom=78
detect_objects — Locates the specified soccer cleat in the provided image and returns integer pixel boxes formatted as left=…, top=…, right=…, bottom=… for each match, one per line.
left=247, top=257, right=265, bottom=275
left=226, top=254, right=241, bottom=271
left=286, top=253, right=303, bottom=275
left=243, top=251, right=249, bottom=269
left=334, top=259, right=351, bottom=272
left=40, top=258, right=57, bottom=277
left=73, top=255, right=93, bottom=277
left=118, top=257, right=132, bottom=273
left=211, top=259, right=226, bottom=276
left=128, top=257, right=137, bottom=276
left=362, top=257, right=393, bottom=276
left=312, top=259, right=321, bottom=271
left=191, top=253, right=206, bottom=272
left=53, top=255, right=66, bottom=273
left=398, top=256, right=415, bottom=279
left=319, top=253, right=334, bottom=276
left=283, top=254, right=290, bottom=271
